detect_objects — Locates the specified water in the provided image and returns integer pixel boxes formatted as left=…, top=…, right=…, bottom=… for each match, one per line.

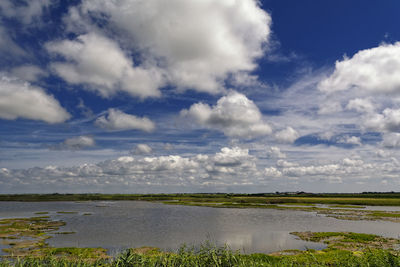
left=1, top=201, right=400, bottom=254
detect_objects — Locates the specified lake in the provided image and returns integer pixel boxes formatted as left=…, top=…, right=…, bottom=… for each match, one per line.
left=1, top=201, right=400, bottom=255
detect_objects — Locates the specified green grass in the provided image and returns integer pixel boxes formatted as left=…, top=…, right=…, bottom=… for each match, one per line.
left=279, top=202, right=316, bottom=206
left=329, top=204, right=365, bottom=208
left=1, top=243, right=400, bottom=266
left=369, top=211, right=400, bottom=218
left=311, top=232, right=377, bottom=242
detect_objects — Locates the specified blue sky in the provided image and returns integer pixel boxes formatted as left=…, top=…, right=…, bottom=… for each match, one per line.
left=1, top=0, right=400, bottom=193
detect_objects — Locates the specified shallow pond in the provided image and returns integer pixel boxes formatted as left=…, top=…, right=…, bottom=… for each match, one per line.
left=1, top=201, right=400, bottom=254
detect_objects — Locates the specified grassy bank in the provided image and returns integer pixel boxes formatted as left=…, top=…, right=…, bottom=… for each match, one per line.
left=0, top=217, right=107, bottom=260
left=1, top=243, right=400, bottom=266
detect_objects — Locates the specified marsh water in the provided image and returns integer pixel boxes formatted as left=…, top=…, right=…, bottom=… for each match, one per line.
left=1, top=201, right=400, bottom=255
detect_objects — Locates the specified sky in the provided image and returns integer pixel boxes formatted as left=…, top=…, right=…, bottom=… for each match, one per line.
left=1, top=0, right=400, bottom=194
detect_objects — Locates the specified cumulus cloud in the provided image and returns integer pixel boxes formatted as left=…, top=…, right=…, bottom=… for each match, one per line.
left=337, top=136, right=362, bottom=146
left=0, top=75, right=70, bottom=123
left=318, top=101, right=342, bottom=115
left=274, top=127, right=299, bottom=143
left=267, top=146, right=286, bottom=159
left=264, top=167, right=282, bottom=178
left=318, top=42, right=400, bottom=94
left=276, top=160, right=298, bottom=168
left=0, top=0, right=51, bottom=24
left=95, top=108, right=155, bottom=132
left=63, top=0, right=271, bottom=94
left=56, top=136, right=95, bottom=150
left=315, top=43, right=400, bottom=141
left=282, top=164, right=341, bottom=177
left=363, top=108, right=400, bottom=133
left=181, top=91, right=271, bottom=138
left=213, top=147, right=252, bottom=167
left=10, top=65, right=48, bottom=82
left=382, top=133, right=400, bottom=148
left=346, top=98, right=375, bottom=114
left=376, top=149, right=391, bottom=158
left=0, top=146, right=260, bottom=192
left=133, top=144, right=153, bottom=155
left=46, top=32, right=163, bottom=98
left=3, top=144, right=400, bottom=192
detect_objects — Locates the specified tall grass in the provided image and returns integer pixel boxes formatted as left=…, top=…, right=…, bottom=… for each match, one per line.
left=1, top=243, right=400, bottom=267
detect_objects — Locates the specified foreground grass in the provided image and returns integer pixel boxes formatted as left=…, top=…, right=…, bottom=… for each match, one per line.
left=1, top=243, right=400, bottom=266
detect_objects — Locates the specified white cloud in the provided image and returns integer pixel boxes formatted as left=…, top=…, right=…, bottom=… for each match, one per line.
left=0, top=0, right=51, bottom=24
left=276, top=160, right=298, bottom=168
left=0, top=26, right=26, bottom=58
left=364, top=108, right=400, bottom=133
left=337, top=136, right=362, bottom=146
left=274, top=127, right=299, bottom=143
left=3, top=143, right=400, bottom=192
left=282, top=164, right=340, bottom=177
left=264, top=167, right=282, bottom=178
left=95, top=108, right=155, bottom=132
left=213, top=147, right=252, bottom=167
left=60, top=136, right=95, bottom=150
left=318, top=131, right=335, bottom=141
left=133, top=144, right=153, bottom=155
left=64, top=0, right=271, bottom=94
left=318, top=42, right=400, bottom=94
left=379, top=109, right=400, bottom=132
left=342, top=158, right=364, bottom=167
left=318, top=101, right=342, bottom=115
left=382, top=133, right=400, bottom=148
left=0, top=146, right=262, bottom=192
left=376, top=149, right=390, bottom=158
left=267, top=146, right=286, bottom=159
left=346, top=98, right=375, bottom=114
left=181, top=91, right=271, bottom=138
left=46, top=32, right=163, bottom=98
left=0, top=75, right=70, bottom=123
left=10, top=65, right=48, bottom=82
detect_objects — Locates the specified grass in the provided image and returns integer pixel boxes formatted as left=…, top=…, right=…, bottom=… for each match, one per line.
left=291, top=231, right=399, bottom=251
left=0, top=216, right=109, bottom=261
left=369, top=211, right=400, bottom=218
left=329, top=204, right=366, bottom=209
left=1, top=242, right=400, bottom=266
left=279, top=203, right=316, bottom=206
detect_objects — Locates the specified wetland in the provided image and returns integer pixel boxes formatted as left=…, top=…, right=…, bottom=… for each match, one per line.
left=1, top=193, right=400, bottom=266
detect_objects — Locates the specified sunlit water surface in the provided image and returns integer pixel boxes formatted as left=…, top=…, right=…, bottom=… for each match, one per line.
left=1, top=201, right=400, bottom=255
